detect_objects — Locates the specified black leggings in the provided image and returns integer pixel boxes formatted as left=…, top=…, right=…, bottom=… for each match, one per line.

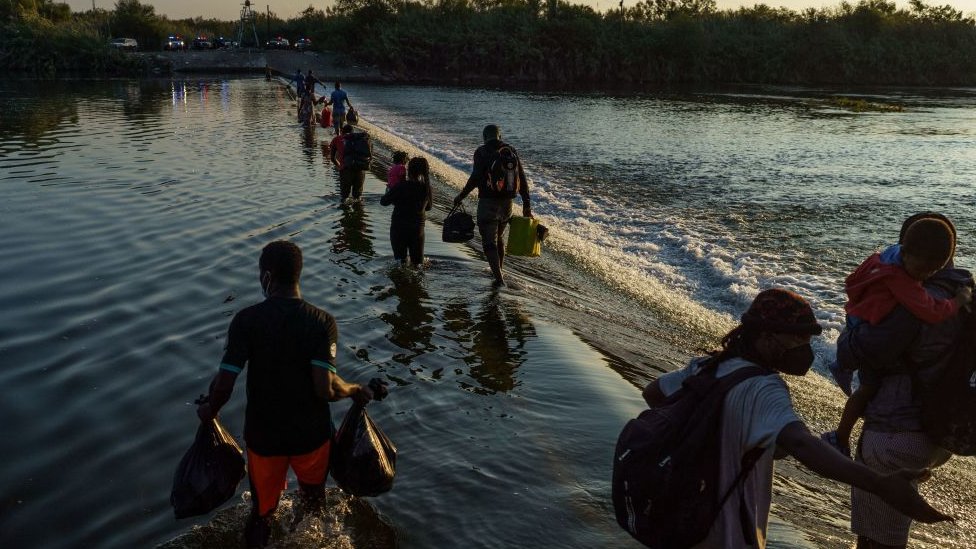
left=390, top=222, right=425, bottom=265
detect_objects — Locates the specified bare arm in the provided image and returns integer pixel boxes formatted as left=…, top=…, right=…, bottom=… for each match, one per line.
left=196, top=369, right=238, bottom=421
left=776, top=422, right=951, bottom=524
left=312, top=367, right=372, bottom=404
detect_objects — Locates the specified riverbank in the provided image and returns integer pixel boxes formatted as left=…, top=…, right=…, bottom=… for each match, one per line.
left=152, top=49, right=388, bottom=82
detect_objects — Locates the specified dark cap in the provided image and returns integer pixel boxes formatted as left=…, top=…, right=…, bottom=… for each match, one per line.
left=741, top=288, right=822, bottom=335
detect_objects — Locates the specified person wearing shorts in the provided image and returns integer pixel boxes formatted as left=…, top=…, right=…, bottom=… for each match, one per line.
left=453, top=124, right=532, bottom=286
left=327, top=81, right=353, bottom=135
left=196, top=240, right=373, bottom=548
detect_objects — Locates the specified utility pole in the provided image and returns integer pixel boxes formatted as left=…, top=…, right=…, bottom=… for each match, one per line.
left=267, top=5, right=270, bottom=41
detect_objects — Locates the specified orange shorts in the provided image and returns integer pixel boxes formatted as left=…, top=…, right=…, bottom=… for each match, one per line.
left=247, top=440, right=331, bottom=517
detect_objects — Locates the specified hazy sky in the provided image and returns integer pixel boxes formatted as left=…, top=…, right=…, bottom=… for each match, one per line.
left=68, top=0, right=976, bottom=21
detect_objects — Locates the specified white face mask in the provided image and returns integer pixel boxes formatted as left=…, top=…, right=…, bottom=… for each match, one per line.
left=261, top=272, right=272, bottom=298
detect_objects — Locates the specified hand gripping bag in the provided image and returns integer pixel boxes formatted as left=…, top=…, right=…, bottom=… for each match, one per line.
left=330, top=403, right=397, bottom=497
left=442, top=203, right=475, bottom=243
left=171, top=418, right=246, bottom=519
left=506, top=216, right=541, bottom=257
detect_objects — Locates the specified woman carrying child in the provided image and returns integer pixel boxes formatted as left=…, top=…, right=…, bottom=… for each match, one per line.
left=380, top=156, right=433, bottom=266
left=823, top=216, right=971, bottom=458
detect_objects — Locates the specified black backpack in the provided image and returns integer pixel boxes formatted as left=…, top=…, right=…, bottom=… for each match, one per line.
left=483, top=144, right=520, bottom=198
left=920, top=306, right=976, bottom=455
left=612, top=361, right=768, bottom=548
left=343, top=132, right=372, bottom=171
left=442, top=203, right=475, bottom=243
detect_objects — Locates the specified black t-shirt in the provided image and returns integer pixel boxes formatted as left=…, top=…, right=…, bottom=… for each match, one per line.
left=220, top=297, right=338, bottom=456
left=380, top=178, right=433, bottom=225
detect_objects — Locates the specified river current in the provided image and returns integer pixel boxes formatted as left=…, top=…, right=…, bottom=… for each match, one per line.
left=1, top=77, right=975, bottom=548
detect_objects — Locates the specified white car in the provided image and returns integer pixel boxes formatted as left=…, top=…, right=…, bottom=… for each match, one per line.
left=109, top=38, right=138, bottom=51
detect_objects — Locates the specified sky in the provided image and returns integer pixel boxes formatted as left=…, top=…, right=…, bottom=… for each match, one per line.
left=67, top=0, right=976, bottom=21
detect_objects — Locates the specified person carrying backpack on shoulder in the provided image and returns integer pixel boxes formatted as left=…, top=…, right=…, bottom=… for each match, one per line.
left=452, top=124, right=531, bottom=286
left=330, top=124, right=371, bottom=202
left=629, top=289, right=951, bottom=549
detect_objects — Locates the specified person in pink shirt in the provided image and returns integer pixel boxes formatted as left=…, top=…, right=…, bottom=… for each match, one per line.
left=387, top=151, right=408, bottom=190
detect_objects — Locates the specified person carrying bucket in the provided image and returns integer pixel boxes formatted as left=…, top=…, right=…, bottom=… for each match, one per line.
left=453, top=124, right=532, bottom=287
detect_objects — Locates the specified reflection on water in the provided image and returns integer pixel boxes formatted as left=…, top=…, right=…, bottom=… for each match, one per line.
left=330, top=202, right=375, bottom=261
left=439, top=292, right=535, bottom=395
left=466, top=294, right=534, bottom=394
left=380, top=268, right=436, bottom=361
left=300, top=125, right=318, bottom=165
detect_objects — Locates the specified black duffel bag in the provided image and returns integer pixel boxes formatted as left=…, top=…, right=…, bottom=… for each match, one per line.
left=443, top=203, right=475, bottom=243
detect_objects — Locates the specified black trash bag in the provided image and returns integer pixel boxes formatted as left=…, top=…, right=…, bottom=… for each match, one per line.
left=443, top=203, right=475, bottom=243
left=171, top=418, right=246, bottom=519
left=330, top=404, right=397, bottom=497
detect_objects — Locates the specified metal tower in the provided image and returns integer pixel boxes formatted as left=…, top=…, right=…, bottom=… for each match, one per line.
left=236, top=0, right=260, bottom=48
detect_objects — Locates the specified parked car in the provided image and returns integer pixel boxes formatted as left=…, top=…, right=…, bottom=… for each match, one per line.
left=192, top=36, right=212, bottom=50
left=109, top=38, right=138, bottom=51
left=294, top=38, right=312, bottom=51
left=213, top=36, right=232, bottom=49
left=163, top=35, right=185, bottom=51
left=265, top=36, right=290, bottom=49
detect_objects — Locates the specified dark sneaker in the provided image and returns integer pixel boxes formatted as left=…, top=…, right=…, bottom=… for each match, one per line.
left=244, top=512, right=272, bottom=548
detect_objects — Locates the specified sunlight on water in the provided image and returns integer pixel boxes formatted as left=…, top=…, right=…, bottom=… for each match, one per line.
left=3, top=78, right=976, bottom=549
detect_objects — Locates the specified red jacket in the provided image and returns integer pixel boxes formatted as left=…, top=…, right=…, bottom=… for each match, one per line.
left=845, top=252, right=958, bottom=325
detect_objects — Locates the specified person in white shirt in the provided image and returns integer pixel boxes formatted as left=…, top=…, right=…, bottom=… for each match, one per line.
left=642, top=288, right=951, bottom=549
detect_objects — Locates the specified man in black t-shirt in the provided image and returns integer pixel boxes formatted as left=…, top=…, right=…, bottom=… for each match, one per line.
left=197, top=240, right=373, bottom=548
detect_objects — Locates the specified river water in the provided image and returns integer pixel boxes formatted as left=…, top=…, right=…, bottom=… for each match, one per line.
left=1, top=77, right=975, bottom=548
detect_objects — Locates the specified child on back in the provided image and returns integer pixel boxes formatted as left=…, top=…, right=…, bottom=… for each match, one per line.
left=823, top=217, right=971, bottom=457
left=387, top=151, right=408, bottom=190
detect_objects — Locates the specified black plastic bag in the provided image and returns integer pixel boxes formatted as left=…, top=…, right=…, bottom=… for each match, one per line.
left=171, top=418, right=246, bottom=519
left=330, top=404, right=397, bottom=497
left=443, top=203, right=475, bottom=243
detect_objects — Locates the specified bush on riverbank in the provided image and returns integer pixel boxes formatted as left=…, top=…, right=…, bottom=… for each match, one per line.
left=314, top=0, right=976, bottom=86
left=1, top=2, right=157, bottom=75
left=4, top=0, right=976, bottom=85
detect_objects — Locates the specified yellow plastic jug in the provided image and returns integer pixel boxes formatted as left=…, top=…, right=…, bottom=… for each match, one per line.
left=507, top=216, right=541, bottom=257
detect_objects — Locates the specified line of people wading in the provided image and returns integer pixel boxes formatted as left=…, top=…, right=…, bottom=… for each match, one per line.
left=193, top=75, right=975, bottom=548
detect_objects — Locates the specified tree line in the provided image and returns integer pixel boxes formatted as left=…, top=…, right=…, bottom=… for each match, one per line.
left=3, top=0, right=976, bottom=85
